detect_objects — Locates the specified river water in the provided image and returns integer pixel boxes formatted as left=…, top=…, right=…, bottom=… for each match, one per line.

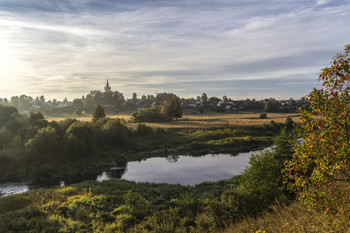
left=0, top=147, right=271, bottom=197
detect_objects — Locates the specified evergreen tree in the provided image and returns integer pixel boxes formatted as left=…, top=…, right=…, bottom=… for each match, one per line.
left=92, top=104, right=106, bottom=121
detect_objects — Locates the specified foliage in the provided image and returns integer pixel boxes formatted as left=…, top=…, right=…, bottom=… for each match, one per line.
left=74, top=109, right=83, bottom=116
left=259, top=113, right=267, bottom=119
left=24, top=126, right=61, bottom=158
left=132, top=105, right=167, bottom=122
left=135, top=123, right=153, bottom=137
left=102, top=118, right=129, bottom=145
left=285, top=117, right=294, bottom=131
left=273, top=128, right=294, bottom=163
left=0, top=123, right=292, bottom=232
left=92, top=104, right=106, bottom=122
left=285, top=44, right=350, bottom=210
left=161, top=96, right=183, bottom=120
left=65, top=121, right=96, bottom=154
left=197, top=105, right=205, bottom=114
left=226, top=182, right=350, bottom=233
left=0, top=127, right=13, bottom=148
left=0, top=105, right=18, bottom=128
left=239, top=150, right=284, bottom=208
left=63, top=134, right=87, bottom=158
left=264, top=99, right=280, bottom=112
left=28, top=111, right=45, bottom=124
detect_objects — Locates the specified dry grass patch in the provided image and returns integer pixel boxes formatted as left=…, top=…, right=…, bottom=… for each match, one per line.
left=47, top=112, right=299, bottom=129
left=134, top=113, right=300, bottom=129
left=46, top=114, right=132, bottom=122
left=224, top=201, right=350, bottom=233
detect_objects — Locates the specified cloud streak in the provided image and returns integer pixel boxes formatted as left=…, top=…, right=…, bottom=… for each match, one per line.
left=0, top=0, right=349, bottom=100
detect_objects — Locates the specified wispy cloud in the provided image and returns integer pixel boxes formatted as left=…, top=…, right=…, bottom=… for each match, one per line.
left=0, top=0, right=349, bottom=100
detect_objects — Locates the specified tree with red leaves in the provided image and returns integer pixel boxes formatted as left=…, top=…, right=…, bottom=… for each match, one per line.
left=285, top=44, right=350, bottom=209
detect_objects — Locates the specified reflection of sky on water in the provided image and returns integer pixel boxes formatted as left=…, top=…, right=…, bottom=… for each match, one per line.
left=0, top=183, right=30, bottom=197
left=0, top=148, right=270, bottom=196
left=122, top=150, right=265, bottom=186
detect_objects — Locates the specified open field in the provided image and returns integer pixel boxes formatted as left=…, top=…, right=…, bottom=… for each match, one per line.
left=46, top=112, right=299, bottom=129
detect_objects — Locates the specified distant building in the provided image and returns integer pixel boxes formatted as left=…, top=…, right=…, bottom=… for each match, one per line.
left=104, top=79, right=111, bottom=92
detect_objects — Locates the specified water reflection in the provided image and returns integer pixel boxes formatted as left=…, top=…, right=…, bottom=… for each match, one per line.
left=122, top=152, right=252, bottom=186
left=0, top=148, right=270, bottom=196
left=96, top=167, right=127, bottom=182
left=166, top=155, right=179, bottom=163
left=0, top=167, right=127, bottom=198
left=0, top=183, right=30, bottom=197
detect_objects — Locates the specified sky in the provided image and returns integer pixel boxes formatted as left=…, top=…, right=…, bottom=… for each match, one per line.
left=0, top=0, right=349, bottom=101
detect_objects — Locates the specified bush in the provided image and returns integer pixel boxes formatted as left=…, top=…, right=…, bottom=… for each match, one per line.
left=239, top=150, right=284, bottom=208
left=161, top=96, right=183, bottom=120
left=63, top=134, right=87, bottom=158
left=197, top=105, right=205, bottom=114
left=28, top=112, right=45, bottom=125
left=273, top=128, right=294, bottom=163
left=102, top=118, right=129, bottom=145
left=0, top=105, right=18, bottom=128
left=135, top=123, right=153, bottom=137
left=59, top=118, right=78, bottom=134
left=92, top=104, right=106, bottom=122
left=259, top=113, right=267, bottom=119
left=132, top=106, right=167, bottom=122
left=65, top=122, right=96, bottom=154
left=24, top=126, right=61, bottom=157
left=264, top=99, right=280, bottom=112
left=285, top=117, right=294, bottom=131
left=74, top=109, right=83, bottom=116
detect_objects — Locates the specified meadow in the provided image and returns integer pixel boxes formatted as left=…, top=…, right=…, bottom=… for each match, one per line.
left=47, top=112, right=300, bottom=129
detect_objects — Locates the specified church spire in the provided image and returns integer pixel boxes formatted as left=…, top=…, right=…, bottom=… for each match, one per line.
left=104, top=79, right=111, bottom=92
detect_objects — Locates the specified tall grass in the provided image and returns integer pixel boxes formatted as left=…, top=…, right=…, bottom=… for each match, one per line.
left=224, top=183, right=350, bottom=233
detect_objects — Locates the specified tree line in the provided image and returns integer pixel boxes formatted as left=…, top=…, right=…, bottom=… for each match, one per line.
left=0, top=89, right=309, bottom=117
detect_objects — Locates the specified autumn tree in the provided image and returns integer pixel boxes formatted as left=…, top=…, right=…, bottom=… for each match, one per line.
left=161, top=96, right=183, bottom=120
left=285, top=44, right=350, bottom=209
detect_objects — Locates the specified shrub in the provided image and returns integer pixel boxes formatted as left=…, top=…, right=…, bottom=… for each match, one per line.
left=92, top=104, right=106, bottom=122
left=264, top=99, right=280, bottom=112
left=24, top=126, right=61, bottom=156
left=132, top=106, right=167, bottom=122
left=285, top=117, right=294, bottom=131
left=161, top=96, right=183, bottom=120
left=239, top=150, right=284, bottom=208
left=259, top=113, right=267, bottom=119
left=197, top=105, right=205, bottom=114
left=102, top=118, right=129, bottom=145
left=63, top=134, right=87, bottom=158
left=0, top=105, right=18, bottom=128
left=135, top=123, right=153, bottom=137
left=65, top=122, right=96, bottom=154
left=74, top=109, right=83, bottom=116
left=28, top=112, right=45, bottom=125
left=59, top=118, right=78, bottom=135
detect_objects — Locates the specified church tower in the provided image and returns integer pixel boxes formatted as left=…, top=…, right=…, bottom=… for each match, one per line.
left=104, top=79, right=111, bottom=92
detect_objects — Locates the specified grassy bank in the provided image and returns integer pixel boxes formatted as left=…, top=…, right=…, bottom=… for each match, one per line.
left=224, top=183, right=350, bottom=233
left=0, top=118, right=281, bottom=183
left=0, top=177, right=242, bottom=232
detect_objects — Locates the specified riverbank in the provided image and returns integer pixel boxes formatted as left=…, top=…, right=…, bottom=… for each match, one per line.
left=1, top=108, right=286, bottom=183
left=0, top=124, right=276, bottom=184
left=0, top=112, right=293, bottom=232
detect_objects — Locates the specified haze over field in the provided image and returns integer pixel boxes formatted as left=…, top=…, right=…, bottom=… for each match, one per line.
left=0, top=0, right=349, bottom=100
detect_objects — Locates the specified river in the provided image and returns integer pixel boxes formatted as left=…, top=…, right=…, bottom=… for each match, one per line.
left=0, top=147, right=271, bottom=197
